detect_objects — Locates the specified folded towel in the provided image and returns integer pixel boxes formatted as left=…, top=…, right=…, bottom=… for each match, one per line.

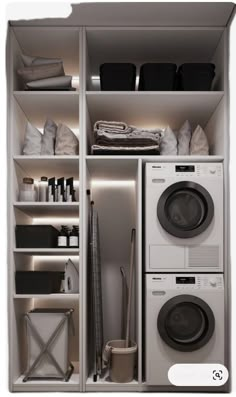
left=18, top=62, right=65, bottom=86
left=95, top=132, right=163, bottom=147
left=91, top=144, right=160, bottom=155
left=26, top=76, right=73, bottom=90
left=94, top=121, right=132, bottom=134
left=21, top=54, right=62, bottom=67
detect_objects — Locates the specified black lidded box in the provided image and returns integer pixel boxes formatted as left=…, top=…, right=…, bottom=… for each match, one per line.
left=15, top=225, right=59, bottom=248
left=100, top=63, right=136, bottom=91
left=139, top=63, right=177, bottom=91
left=15, top=271, right=64, bottom=294
left=177, top=63, right=215, bottom=91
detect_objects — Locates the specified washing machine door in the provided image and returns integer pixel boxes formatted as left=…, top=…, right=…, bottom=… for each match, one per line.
left=157, top=181, right=214, bottom=238
left=157, top=295, right=215, bottom=352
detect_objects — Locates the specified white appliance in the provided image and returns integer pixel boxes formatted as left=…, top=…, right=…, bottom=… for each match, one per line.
left=145, top=163, right=223, bottom=272
left=145, top=273, right=224, bottom=386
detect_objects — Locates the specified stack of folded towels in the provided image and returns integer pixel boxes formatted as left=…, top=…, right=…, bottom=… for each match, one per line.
left=92, top=121, right=163, bottom=154
left=17, top=54, right=74, bottom=91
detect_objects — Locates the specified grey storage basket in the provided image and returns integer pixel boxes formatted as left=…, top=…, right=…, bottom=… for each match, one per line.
left=23, top=308, right=74, bottom=382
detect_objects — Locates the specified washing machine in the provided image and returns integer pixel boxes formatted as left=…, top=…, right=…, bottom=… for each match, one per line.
left=145, top=163, right=223, bottom=272
left=145, top=273, right=224, bottom=386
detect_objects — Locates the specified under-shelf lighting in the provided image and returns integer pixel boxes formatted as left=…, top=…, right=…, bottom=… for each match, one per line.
left=91, top=75, right=140, bottom=85
left=33, top=255, right=79, bottom=261
left=91, top=180, right=135, bottom=187
left=33, top=217, right=79, bottom=224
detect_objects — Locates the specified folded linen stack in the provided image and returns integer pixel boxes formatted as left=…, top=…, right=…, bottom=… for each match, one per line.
left=92, top=121, right=163, bottom=155
left=17, top=54, right=74, bottom=90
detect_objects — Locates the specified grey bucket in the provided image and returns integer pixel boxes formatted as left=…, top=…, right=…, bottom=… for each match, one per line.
left=103, top=340, right=137, bottom=383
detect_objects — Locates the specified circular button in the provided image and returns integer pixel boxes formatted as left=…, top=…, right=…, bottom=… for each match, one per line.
left=209, top=168, right=216, bottom=174
left=210, top=278, right=217, bottom=287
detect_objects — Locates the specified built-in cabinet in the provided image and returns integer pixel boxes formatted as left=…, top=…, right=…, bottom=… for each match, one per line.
left=7, top=2, right=234, bottom=392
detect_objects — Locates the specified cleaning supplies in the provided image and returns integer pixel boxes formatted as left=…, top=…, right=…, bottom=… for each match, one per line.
left=58, top=225, right=69, bottom=248
left=69, top=226, right=79, bottom=248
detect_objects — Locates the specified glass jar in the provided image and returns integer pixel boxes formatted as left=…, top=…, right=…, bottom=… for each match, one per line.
left=19, top=177, right=37, bottom=202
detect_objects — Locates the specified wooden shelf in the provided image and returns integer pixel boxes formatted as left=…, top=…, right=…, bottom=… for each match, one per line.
left=14, top=202, right=79, bottom=217
left=14, top=248, right=80, bottom=255
left=13, top=374, right=80, bottom=392
left=13, top=156, right=79, bottom=178
left=14, top=293, right=80, bottom=299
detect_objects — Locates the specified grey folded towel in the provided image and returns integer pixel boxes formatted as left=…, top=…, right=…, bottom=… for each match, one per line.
left=94, top=120, right=132, bottom=134
left=92, top=144, right=160, bottom=155
left=26, top=76, right=72, bottom=90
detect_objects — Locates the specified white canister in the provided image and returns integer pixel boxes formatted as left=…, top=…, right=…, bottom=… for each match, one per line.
left=39, top=176, right=48, bottom=202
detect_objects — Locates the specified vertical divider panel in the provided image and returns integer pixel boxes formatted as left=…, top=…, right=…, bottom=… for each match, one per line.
left=137, top=159, right=143, bottom=389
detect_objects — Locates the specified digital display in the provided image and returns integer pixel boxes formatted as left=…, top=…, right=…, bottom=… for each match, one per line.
left=176, top=165, right=195, bottom=172
left=176, top=277, right=196, bottom=284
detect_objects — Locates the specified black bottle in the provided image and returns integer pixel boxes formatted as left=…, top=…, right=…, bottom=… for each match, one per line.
left=69, top=225, right=79, bottom=248
left=58, top=225, right=69, bottom=248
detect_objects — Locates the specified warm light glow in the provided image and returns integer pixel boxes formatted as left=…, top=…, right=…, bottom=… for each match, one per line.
left=91, top=180, right=136, bottom=187
left=33, top=217, right=79, bottom=224
left=33, top=255, right=79, bottom=261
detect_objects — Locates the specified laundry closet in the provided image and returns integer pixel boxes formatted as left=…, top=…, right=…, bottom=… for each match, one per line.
left=6, top=2, right=234, bottom=393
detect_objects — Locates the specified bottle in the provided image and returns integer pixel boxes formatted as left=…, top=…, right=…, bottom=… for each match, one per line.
left=19, top=177, right=37, bottom=202
left=38, top=176, right=48, bottom=202
left=57, top=225, right=69, bottom=248
left=69, top=225, right=79, bottom=247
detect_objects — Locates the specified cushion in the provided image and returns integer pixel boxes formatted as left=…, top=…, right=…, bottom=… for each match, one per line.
left=177, top=120, right=192, bottom=155
left=41, top=119, right=57, bottom=155
left=17, top=62, right=64, bottom=86
left=21, top=54, right=62, bottom=67
left=190, top=125, right=209, bottom=155
left=23, top=122, right=42, bottom=155
left=26, top=76, right=72, bottom=90
left=160, top=126, right=177, bottom=155
left=55, top=124, right=79, bottom=155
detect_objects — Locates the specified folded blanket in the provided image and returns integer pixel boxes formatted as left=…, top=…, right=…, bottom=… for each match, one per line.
left=92, top=144, right=160, bottom=155
left=26, top=76, right=72, bottom=90
left=94, top=120, right=132, bottom=134
left=95, top=128, right=163, bottom=147
left=18, top=62, right=65, bottom=86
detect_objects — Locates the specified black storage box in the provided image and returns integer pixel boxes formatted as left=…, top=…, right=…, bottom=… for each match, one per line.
left=15, top=271, right=64, bottom=294
left=15, top=225, right=59, bottom=248
left=139, top=63, right=177, bottom=91
left=100, top=63, right=136, bottom=91
left=177, top=63, right=215, bottom=91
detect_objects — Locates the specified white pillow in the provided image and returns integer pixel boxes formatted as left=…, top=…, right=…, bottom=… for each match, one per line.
left=190, top=125, right=209, bottom=155
left=178, top=120, right=191, bottom=155
left=41, top=119, right=57, bottom=155
left=160, top=126, right=177, bottom=155
left=23, top=122, right=42, bottom=155
left=55, top=124, right=79, bottom=155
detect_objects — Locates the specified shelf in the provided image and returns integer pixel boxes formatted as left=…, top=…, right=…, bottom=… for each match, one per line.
left=87, top=155, right=224, bottom=162
left=14, top=91, right=79, bottom=128
left=14, top=202, right=80, bottom=217
left=14, top=248, right=80, bottom=255
left=14, top=293, right=80, bottom=299
left=86, top=372, right=139, bottom=392
left=86, top=91, right=224, bottom=131
left=13, top=373, right=80, bottom=392
left=13, top=156, right=79, bottom=178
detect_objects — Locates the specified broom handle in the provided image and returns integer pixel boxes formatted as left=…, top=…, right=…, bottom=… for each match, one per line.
left=125, top=228, right=136, bottom=348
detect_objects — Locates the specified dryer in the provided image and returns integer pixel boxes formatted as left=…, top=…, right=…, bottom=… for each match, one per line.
left=145, top=163, right=223, bottom=272
left=145, top=273, right=225, bottom=386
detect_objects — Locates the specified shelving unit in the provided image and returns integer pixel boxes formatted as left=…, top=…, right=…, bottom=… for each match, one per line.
left=7, top=2, right=234, bottom=393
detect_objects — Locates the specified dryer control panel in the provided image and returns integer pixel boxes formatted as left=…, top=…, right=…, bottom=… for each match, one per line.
left=148, top=274, right=224, bottom=290
left=147, top=163, right=222, bottom=178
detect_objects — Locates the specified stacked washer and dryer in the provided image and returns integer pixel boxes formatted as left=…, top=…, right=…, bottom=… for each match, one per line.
left=145, top=163, right=225, bottom=387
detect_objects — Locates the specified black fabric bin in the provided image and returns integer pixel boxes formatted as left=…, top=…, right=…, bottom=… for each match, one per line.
left=15, top=225, right=59, bottom=248
left=139, top=63, right=177, bottom=91
left=15, top=271, right=64, bottom=294
left=100, top=63, right=136, bottom=91
left=177, top=63, right=215, bottom=91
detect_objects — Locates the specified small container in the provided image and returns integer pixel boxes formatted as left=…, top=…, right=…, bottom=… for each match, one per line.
left=38, top=176, right=48, bottom=202
left=19, top=177, right=37, bottom=202
left=69, top=226, right=79, bottom=248
left=139, top=63, right=177, bottom=91
left=58, top=225, right=69, bottom=248
left=100, top=63, right=136, bottom=91
left=15, top=225, right=59, bottom=248
left=177, top=63, right=215, bottom=91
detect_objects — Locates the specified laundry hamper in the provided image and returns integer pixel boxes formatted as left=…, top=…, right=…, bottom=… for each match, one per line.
left=23, top=308, right=74, bottom=382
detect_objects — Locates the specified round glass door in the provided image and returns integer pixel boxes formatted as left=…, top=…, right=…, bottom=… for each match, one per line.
left=157, top=295, right=215, bottom=352
left=157, top=181, right=214, bottom=238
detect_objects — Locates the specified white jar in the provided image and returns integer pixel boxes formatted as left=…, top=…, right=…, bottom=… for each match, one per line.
left=19, top=177, right=37, bottom=202
left=39, top=176, right=48, bottom=202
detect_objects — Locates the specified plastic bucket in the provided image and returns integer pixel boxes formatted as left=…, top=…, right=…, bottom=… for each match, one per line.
left=104, top=340, right=137, bottom=383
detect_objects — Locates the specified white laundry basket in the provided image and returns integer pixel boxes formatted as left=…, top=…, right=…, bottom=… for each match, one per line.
left=24, top=308, right=74, bottom=382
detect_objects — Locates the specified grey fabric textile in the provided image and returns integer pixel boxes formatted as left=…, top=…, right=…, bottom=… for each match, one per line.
left=26, top=76, right=72, bottom=90
left=18, top=62, right=65, bottom=86
left=23, top=121, right=42, bottom=155
left=41, top=119, right=57, bottom=155
left=94, top=127, right=163, bottom=147
left=190, top=125, right=209, bottom=155
left=177, top=120, right=192, bottom=155
left=92, top=144, right=160, bottom=154
left=160, top=126, right=178, bottom=155
left=21, top=54, right=62, bottom=67
left=94, top=120, right=131, bottom=134
left=55, top=124, right=79, bottom=155
left=90, top=204, right=104, bottom=375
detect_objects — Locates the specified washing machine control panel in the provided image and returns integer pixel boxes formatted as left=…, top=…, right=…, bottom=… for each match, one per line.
left=147, top=163, right=222, bottom=178
left=149, top=274, right=224, bottom=290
